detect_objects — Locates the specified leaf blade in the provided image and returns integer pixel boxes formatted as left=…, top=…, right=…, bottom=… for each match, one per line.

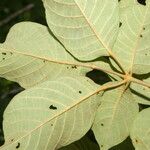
left=130, top=77, right=150, bottom=105
left=113, top=3, right=150, bottom=74
left=43, top=0, right=119, bottom=60
left=0, top=22, right=90, bottom=88
left=92, top=86, right=139, bottom=150
left=130, top=108, right=150, bottom=150
left=2, top=76, right=100, bottom=150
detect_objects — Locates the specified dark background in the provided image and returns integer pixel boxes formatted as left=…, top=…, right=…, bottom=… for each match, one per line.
left=1, top=0, right=146, bottom=149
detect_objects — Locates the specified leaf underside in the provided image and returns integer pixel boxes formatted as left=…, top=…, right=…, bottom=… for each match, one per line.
left=92, top=87, right=139, bottom=150
left=43, top=0, right=119, bottom=60
left=0, top=0, right=149, bottom=150
left=2, top=76, right=100, bottom=150
left=0, top=22, right=90, bottom=88
left=130, top=108, right=150, bottom=150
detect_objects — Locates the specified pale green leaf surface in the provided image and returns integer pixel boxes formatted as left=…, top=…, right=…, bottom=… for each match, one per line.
left=130, top=108, right=150, bottom=150
left=43, top=0, right=119, bottom=60
left=119, top=0, right=137, bottom=8
left=131, top=77, right=150, bottom=105
left=0, top=22, right=90, bottom=88
left=92, top=87, right=139, bottom=150
left=113, top=3, right=150, bottom=74
left=59, top=135, right=99, bottom=150
left=2, top=76, right=100, bottom=150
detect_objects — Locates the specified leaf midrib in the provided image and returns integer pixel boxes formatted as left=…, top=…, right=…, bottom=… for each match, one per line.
left=73, top=0, right=111, bottom=55
left=0, top=47, right=124, bottom=78
left=103, top=87, right=128, bottom=142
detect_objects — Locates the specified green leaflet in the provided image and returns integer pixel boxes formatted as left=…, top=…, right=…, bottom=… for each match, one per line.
left=119, top=0, right=137, bottom=8
left=59, top=134, right=99, bottom=150
left=0, top=22, right=90, bottom=88
left=130, top=77, right=150, bottom=105
left=42, top=0, right=119, bottom=60
left=113, top=3, right=150, bottom=74
left=130, top=108, right=150, bottom=150
left=92, top=86, right=139, bottom=150
left=2, top=76, right=100, bottom=150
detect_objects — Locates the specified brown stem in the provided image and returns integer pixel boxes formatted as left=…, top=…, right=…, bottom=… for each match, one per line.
left=131, top=77, right=150, bottom=88
left=0, top=48, right=125, bottom=79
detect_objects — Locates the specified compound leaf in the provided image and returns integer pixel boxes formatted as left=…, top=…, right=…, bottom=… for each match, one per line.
left=0, top=1, right=149, bottom=150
